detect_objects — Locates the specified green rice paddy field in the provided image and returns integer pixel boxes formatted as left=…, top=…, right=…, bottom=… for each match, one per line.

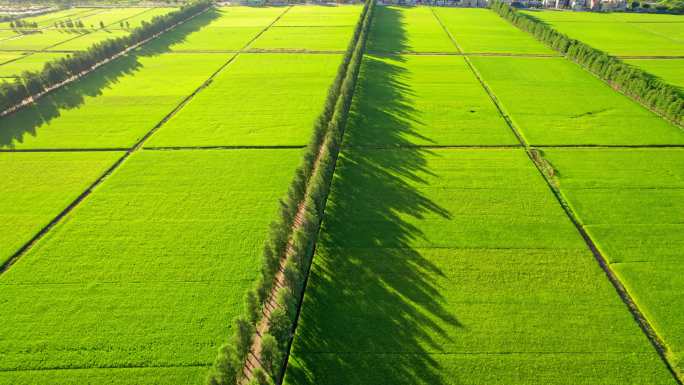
left=520, top=9, right=684, bottom=88
left=0, top=5, right=362, bottom=385
left=286, top=5, right=684, bottom=385
left=0, top=7, right=178, bottom=79
left=0, top=4, right=683, bottom=385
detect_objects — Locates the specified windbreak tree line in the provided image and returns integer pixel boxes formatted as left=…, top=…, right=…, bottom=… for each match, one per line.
left=0, top=0, right=211, bottom=114
left=490, top=0, right=684, bottom=126
left=206, top=1, right=375, bottom=385
left=9, top=19, right=39, bottom=28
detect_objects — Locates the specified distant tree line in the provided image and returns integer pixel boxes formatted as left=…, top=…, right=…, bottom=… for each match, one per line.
left=206, top=1, right=375, bottom=384
left=490, top=0, right=683, bottom=126
left=0, top=0, right=211, bottom=114
left=9, top=19, right=39, bottom=29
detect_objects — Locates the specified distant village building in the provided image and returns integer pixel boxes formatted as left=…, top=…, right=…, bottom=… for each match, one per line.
left=500, top=0, right=626, bottom=9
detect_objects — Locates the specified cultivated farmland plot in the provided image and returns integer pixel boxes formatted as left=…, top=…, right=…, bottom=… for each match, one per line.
left=0, top=150, right=302, bottom=385
left=520, top=10, right=684, bottom=88
left=0, top=2, right=683, bottom=385
left=0, top=4, right=365, bottom=385
left=542, top=149, right=684, bottom=373
left=286, top=5, right=684, bottom=385
left=0, top=7, right=178, bottom=78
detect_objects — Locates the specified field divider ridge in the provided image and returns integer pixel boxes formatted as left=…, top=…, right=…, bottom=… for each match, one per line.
left=488, top=1, right=682, bottom=128
left=0, top=8, right=154, bottom=72
left=0, top=147, right=130, bottom=152
left=0, top=3, right=212, bottom=118
left=143, top=145, right=307, bottom=151
left=430, top=7, right=684, bottom=385
left=41, top=7, right=157, bottom=52
left=0, top=6, right=293, bottom=276
left=365, top=50, right=562, bottom=57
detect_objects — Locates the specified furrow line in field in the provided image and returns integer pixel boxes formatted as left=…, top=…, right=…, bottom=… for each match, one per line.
left=0, top=147, right=129, bottom=152
left=491, top=7, right=683, bottom=129
left=144, top=145, right=307, bottom=151
left=0, top=49, right=78, bottom=53
left=0, top=6, right=293, bottom=277
left=240, top=4, right=373, bottom=383
left=366, top=50, right=562, bottom=57
left=0, top=145, right=308, bottom=152
left=0, top=6, right=211, bottom=117
left=0, top=8, right=108, bottom=43
left=347, top=144, right=522, bottom=149
left=0, top=7, right=158, bottom=71
left=349, top=143, right=684, bottom=149
left=0, top=363, right=210, bottom=373
left=41, top=7, right=155, bottom=52
left=535, top=144, right=684, bottom=148
left=430, top=7, right=683, bottom=385
left=617, top=55, right=684, bottom=59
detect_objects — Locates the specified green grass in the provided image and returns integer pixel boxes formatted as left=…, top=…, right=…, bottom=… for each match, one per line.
left=0, top=29, right=88, bottom=50
left=623, top=59, right=684, bottom=90
left=0, top=8, right=99, bottom=29
left=469, top=56, right=684, bottom=145
left=343, top=54, right=517, bottom=146
left=521, top=10, right=684, bottom=56
left=0, top=8, right=164, bottom=51
left=0, top=366, right=206, bottom=385
left=49, top=29, right=129, bottom=50
left=152, top=8, right=283, bottom=52
left=0, top=52, right=68, bottom=77
left=0, top=30, right=16, bottom=40
left=251, top=26, right=353, bottom=51
left=147, top=53, right=342, bottom=147
left=434, top=8, right=554, bottom=54
left=207, top=6, right=286, bottom=27
left=0, top=52, right=227, bottom=150
left=367, top=6, right=456, bottom=53
left=0, top=51, right=25, bottom=64
left=0, top=151, right=122, bottom=266
left=283, top=147, right=674, bottom=385
left=542, top=148, right=684, bottom=374
left=276, top=5, right=363, bottom=26
left=0, top=149, right=301, bottom=382
left=123, top=7, right=178, bottom=29
left=74, top=7, right=152, bottom=28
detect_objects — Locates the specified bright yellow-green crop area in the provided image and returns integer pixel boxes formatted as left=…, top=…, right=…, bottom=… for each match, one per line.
left=0, top=151, right=122, bottom=265
left=1, top=4, right=683, bottom=385
left=0, top=149, right=302, bottom=385
left=148, top=53, right=342, bottom=147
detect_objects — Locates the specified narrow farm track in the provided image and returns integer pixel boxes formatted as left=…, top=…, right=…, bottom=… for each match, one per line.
left=0, top=6, right=212, bottom=117
left=617, top=55, right=684, bottom=59
left=0, top=6, right=292, bottom=276
left=430, top=7, right=684, bottom=385
left=366, top=50, right=562, bottom=57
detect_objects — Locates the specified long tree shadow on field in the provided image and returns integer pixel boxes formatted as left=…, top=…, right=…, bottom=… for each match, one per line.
left=286, top=6, right=459, bottom=385
left=0, top=9, right=221, bottom=148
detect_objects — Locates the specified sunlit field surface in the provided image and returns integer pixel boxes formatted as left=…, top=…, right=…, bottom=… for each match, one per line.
left=544, top=148, right=684, bottom=374
left=0, top=150, right=301, bottom=385
left=0, top=151, right=122, bottom=265
left=147, top=53, right=343, bottom=147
